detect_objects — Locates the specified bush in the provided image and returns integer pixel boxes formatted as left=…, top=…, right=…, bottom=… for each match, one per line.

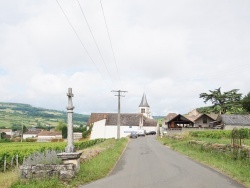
left=51, top=138, right=64, bottom=142
left=238, top=128, right=250, bottom=139
left=22, top=150, right=62, bottom=165
left=189, top=130, right=231, bottom=139
left=26, top=138, right=37, bottom=142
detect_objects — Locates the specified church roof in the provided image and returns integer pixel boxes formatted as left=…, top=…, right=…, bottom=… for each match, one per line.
left=87, top=113, right=157, bottom=127
left=139, top=93, right=150, bottom=107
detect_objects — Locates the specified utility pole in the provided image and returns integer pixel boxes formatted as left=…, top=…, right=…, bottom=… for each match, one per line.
left=111, top=90, right=127, bottom=139
left=21, top=121, right=23, bottom=142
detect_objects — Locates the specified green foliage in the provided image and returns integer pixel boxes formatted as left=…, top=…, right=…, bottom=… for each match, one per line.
left=0, top=102, right=89, bottom=129
left=23, top=150, right=62, bottom=165
left=82, top=125, right=93, bottom=139
left=0, top=139, right=104, bottom=172
left=62, top=126, right=67, bottom=139
left=242, top=92, right=250, bottom=113
left=238, top=128, right=250, bottom=139
left=157, top=137, right=250, bottom=187
left=74, top=139, right=105, bottom=150
left=189, top=130, right=232, bottom=139
left=11, top=138, right=127, bottom=188
left=54, top=121, right=67, bottom=131
left=199, top=87, right=243, bottom=114
left=25, top=138, right=36, bottom=142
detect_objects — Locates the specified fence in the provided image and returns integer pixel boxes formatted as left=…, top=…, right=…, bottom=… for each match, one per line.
left=1, top=154, right=19, bottom=172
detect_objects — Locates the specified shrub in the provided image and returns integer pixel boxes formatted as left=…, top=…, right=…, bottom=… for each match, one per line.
left=22, top=150, right=62, bottom=165
left=26, top=138, right=37, bottom=142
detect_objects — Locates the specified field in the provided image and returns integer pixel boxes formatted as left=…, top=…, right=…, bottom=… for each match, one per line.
left=158, top=130, right=250, bottom=187
left=0, top=139, right=105, bottom=172
left=4, top=138, right=128, bottom=188
left=0, top=102, right=89, bottom=129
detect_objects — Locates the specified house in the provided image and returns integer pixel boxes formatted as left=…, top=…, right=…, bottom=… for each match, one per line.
left=37, top=131, right=62, bottom=142
left=0, top=129, right=13, bottom=138
left=217, top=114, right=250, bottom=130
left=88, top=93, right=157, bottom=139
left=162, top=113, right=193, bottom=129
left=23, top=130, right=42, bottom=139
left=88, top=113, right=157, bottom=139
left=185, top=114, right=217, bottom=128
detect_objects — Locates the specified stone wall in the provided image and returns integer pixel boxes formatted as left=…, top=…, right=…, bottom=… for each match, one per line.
left=20, top=163, right=76, bottom=180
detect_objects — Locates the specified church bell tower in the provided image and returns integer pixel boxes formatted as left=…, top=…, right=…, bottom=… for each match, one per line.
left=139, top=93, right=152, bottom=119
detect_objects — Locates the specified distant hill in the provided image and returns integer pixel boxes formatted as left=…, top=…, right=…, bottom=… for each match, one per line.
left=0, top=102, right=89, bottom=129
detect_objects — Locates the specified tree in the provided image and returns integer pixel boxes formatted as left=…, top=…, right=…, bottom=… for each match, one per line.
left=242, top=92, right=250, bottom=113
left=62, top=126, right=67, bottom=139
left=55, top=121, right=67, bottom=131
left=199, top=88, right=242, bottom=114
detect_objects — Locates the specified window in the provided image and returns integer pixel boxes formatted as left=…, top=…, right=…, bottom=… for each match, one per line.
left=203, top=117, right=207, bottom=124
left=141, top=108, right=145, bottom=113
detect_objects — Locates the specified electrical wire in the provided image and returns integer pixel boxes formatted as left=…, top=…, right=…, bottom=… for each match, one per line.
left=56, top=0, right=112, bottom=88
left=76, top=0, right=115, bottom=85
left=100, top=0, right=123, bottom=88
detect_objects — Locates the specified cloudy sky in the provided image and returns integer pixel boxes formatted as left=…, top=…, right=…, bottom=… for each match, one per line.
left=0, top=0, right=250, bottom=116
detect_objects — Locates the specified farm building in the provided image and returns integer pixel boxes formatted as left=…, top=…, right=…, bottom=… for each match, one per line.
left=217, top=114, right=250, bottom=130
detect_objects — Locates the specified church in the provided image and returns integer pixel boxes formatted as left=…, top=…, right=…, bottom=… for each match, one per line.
left=88, top=93, right=158, bottom=139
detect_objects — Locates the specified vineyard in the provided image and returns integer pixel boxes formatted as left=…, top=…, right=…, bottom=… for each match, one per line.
left=0, top=139, right=105, bottom=172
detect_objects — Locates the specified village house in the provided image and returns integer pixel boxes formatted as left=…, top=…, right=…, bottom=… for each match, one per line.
left=216, top=114, right=250, bottom=130
left=184, top=109, right=218, bottom=128
left=37, top=131, right=62, bottom=142
left=0, top=128, right=13, bottom=138
left=88, top=93, right=158, bottom=139
left=22, top=130, right=42, bottom=139
left=162, top=113, right=194, bottom=129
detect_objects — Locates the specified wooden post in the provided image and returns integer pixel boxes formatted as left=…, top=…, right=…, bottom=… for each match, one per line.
left=16, top=154, right=18, bottom=168
left=4, top=156, right=6, bottom=172
left=11, top=156, right=14, bottom=167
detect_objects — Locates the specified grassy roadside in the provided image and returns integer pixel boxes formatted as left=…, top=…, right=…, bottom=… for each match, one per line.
left=0, top=170, right=19, bottom=188
left=157, top=136, right=250, bottom=188
left=10, top=138, right=129, bottom=188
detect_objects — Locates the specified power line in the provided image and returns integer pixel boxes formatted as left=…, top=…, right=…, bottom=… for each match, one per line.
left=76, top=0, right=114, bottom=84
left=100, top=0, right=122, bottom=88
left=111, top=90, right=128, bottom=139
left=56, top=0, right=111, bottom=88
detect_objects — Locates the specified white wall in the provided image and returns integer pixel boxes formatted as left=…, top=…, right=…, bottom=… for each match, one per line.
left=224, top=125, right=250, bottom=130
left=90, top=119, right=106, bottom=140
left=23, top=134, right=37, bottom=139
left=90, top=120, right=157, bottom=139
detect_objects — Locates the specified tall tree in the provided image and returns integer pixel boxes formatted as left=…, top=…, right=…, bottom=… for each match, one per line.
left=242, top=92, right=250, bottom=113
left=199, top=88, right=242, bottom=114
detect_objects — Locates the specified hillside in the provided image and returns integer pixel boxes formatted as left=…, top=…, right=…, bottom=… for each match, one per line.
left=0, top=102, right=89, bottom=129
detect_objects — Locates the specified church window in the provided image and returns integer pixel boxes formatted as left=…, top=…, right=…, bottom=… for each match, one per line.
left=141, top=108, right=145, bottom=113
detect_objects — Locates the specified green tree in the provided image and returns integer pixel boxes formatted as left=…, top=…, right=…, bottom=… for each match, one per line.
left=55, top=121, right=67, bottom=131
left=242, top=92, right=250, bottom=113
left=199, top=88, right=242, bottom=114
left=62, top=126, right=67, bottom=139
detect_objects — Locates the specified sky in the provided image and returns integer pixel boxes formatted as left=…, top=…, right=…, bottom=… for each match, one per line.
left=0, top=0, right=250, bottom=116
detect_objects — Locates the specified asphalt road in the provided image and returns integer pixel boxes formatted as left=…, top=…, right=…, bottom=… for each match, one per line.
left=79, top=136, right=245, bottom=188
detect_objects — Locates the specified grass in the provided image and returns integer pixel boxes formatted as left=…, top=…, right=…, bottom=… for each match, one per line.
left=0, top=170, right=19, bottom=188
left=10, top=138, right=129, bottom=188
left=157, top=136, right=250, bottom=188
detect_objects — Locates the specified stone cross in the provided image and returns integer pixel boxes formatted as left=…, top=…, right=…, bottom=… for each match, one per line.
left=65, top=88, right=75, bottom=153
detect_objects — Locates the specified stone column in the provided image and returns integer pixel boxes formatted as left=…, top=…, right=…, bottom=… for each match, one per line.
left=57, top=88, right=82, bottom=172
left=65, top=88, right=75, bottom=153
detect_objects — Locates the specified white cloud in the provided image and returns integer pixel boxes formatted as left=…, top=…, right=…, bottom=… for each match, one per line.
left=0, top=0, right=250, bottom=116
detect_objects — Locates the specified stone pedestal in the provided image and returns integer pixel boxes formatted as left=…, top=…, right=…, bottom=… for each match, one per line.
left=57, top=152, right=82, bottom=172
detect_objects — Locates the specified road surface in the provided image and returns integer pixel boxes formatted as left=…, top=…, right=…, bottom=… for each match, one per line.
left=79, top=136, right=245, bottom=188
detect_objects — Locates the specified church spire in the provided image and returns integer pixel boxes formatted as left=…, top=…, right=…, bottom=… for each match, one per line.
left=139, top=93, right=150, bottom=107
